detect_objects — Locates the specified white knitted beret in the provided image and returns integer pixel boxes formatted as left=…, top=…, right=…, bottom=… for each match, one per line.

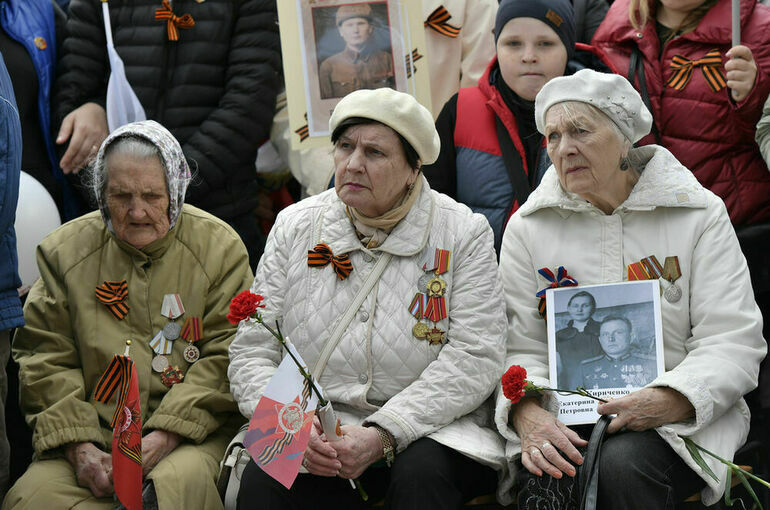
left=329, top=88, right=440, bottom=165
left=535, top=69, right=653, bottom=143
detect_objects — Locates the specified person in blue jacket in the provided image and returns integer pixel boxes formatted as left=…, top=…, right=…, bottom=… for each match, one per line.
left=0, top=51, right=24, bottom=500
left=0, top=0, right=82, bottom=221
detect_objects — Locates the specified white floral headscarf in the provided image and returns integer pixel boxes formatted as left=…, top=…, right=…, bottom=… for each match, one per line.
left=94, top=120, right=191, bottom=231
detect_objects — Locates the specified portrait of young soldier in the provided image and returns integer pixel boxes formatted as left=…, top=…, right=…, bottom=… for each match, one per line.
left=318, top=4, right=395, bottom=99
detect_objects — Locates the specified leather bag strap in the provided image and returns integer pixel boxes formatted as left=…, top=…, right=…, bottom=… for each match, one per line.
left=312, top=252, right=393, bottom=378
left=495, top=115, right=532, bottom=207
left=579, top=415, right=612, bottom=510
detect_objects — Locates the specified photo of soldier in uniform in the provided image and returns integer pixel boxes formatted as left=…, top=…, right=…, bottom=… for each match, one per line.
left=546, top=280, right=665, bottom=425
left=315, top=3, right=395, bottom=99
left=580, top=316, right=657, bottom=390
left=555, top=291, right=603, bottom=389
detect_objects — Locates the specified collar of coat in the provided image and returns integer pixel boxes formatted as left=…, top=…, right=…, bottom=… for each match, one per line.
left=317, top=175, right=434, bottom=257
left=518, top=145, right=708, bottom=218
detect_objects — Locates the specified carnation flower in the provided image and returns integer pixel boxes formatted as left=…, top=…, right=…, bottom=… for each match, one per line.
left=227, top=290, right=266, bottom=324
left=502, top=365, right=529, bottom=404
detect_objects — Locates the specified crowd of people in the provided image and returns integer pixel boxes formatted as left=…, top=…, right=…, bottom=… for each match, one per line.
left=1, top=0, right=769, bottom=509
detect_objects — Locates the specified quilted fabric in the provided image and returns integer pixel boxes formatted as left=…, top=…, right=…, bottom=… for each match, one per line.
left=496, top=145, right=766, bottom=505
left=229, top=176, right=511, bottom=500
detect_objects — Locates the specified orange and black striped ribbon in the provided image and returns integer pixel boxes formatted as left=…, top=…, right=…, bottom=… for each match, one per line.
left=155, top=0, right=195, bottom=41
left=119, top=443, right=142, bottom=465
left=94, top=354, right=133, bottom=428
left=307, top=242, right=353, bottom=280
left=295, top=124, right=309, bottom=142
left=667, top=49, right=726, bottom=92
left=257, top=379, right=312, bottom=465
left=424, top=6, right=461, bottom=38
left=405, top=48, right=424, bottom=78
left=95, top=280, right=130, bottom=320
left=180, top=316, right=202, bottom=342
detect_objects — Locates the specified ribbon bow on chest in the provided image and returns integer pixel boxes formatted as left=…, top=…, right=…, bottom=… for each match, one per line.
left=155, top=0, right=195, bottom=41
left=307, top=243, right=354, bottom=280
left=424, top=6, right=461, bottom=38
left=667, top=49, right=726, bottom=92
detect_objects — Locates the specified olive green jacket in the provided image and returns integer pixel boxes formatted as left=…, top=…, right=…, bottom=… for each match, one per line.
left=14, top=204, right=253, bottom=456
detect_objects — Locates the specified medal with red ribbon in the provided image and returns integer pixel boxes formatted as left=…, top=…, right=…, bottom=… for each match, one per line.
left=536, top=266, right=578, bottom=319
left=410, top=248, right=452, bottom=343
left=180, top=316, right=202, bottom=363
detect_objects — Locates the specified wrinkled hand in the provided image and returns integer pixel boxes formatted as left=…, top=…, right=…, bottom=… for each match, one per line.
left=64, top=442, right=114, bottom=498
left=141, top=430, right=181, bottom=477
left=329, top=425, right=382, bottom=479
left=302, top=416, right=341, bottom=477
left=512, top=397, right=587, bottom=479
left=725, top=45, right=758, bottom=102
left=56, top=102, right=108, bottom=174
left=597, top=387, right=695, bottom=434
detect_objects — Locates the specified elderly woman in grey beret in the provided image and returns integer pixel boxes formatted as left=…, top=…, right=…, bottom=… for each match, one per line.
left=496, top=68, right=766, bottom=509
left=229, top=88, right=510, bottom=508
left=6, top=120, right=253, bottom=510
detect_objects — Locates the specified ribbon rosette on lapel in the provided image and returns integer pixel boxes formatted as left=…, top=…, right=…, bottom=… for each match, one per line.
left=307, top=242, right=353, bottom=280
left=535, top=266, right=578, bottom=319
left=155, top=0, right=195, bottom=41
left=667, top=49, right=726, bottom=92
left=424, top=6, right=461, bottom=38
left=95, top=280, right=130, bottom=320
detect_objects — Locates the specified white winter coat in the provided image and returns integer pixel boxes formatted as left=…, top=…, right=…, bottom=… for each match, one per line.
left=229, top=177, right=510, bottom=497
left=495, top=145, right=766, bottom=506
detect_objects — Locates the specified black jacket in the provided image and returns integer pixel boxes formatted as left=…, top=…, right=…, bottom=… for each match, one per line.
left=53, top=0, right=281, bottom=221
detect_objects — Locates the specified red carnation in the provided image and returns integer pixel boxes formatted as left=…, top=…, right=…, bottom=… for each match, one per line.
left=502, top=365, right=529, bottom=404
left=227, top=290, right=266, bottom=324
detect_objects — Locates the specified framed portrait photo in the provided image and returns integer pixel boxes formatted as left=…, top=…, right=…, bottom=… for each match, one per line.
left=277, top=0, right=431, bottom=149
left=545, top=280, right=666, bottom=425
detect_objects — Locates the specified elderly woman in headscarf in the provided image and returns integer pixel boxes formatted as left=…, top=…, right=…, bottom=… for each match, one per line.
left=496, top=69, right=766, bottom=509
left=228, top=88, right=510, bottom=509
left=4, top=120, right=253, bottom=510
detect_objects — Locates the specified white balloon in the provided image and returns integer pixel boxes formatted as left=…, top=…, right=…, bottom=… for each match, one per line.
left=14, top=172, right=61, bottom=287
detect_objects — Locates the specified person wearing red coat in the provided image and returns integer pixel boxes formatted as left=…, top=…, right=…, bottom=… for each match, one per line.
left=591, top=0, right=770, bottom=227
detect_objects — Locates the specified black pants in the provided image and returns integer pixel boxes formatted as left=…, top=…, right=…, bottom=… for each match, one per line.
left=517, top=429, right=707, bottom=510
left=237, top=438, right=498, bottom=510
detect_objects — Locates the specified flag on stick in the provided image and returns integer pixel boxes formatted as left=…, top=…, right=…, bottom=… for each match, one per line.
left=243, top=342, right=320, bottom=489
left=94, top=352, right=142, bottom=510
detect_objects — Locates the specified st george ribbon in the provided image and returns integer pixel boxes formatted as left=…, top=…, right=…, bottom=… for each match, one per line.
left=244, top=341, right=321, bottom=489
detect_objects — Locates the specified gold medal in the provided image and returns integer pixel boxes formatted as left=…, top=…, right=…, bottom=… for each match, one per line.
left=427, top=277, right=446, bottom=297
left=425, top=327, right=446, bottom=345
left=412, top=322, right=428, bottom=339
left=183, top=344, right=200, bottom=363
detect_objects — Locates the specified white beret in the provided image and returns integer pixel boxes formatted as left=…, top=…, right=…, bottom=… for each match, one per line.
left=329, top=88, right=440, bottom=165
left=535, top=69, right=653, bottom=143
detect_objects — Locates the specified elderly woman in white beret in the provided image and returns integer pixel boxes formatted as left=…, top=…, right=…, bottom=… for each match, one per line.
left=228, top=88, right=510, bottom=508
left=496, top=69, right=766, bottom=509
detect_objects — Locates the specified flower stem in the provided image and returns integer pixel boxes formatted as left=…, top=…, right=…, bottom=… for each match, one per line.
left=686, top=438, right=770, bottom=489
left=255, top=316, right=328, bottom=407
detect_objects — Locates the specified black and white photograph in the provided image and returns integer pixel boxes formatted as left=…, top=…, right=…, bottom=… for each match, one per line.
left=547, top=281, right=665, bottom=425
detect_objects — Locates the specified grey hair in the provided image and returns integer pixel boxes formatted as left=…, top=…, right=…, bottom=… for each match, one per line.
left=91, top=135, right=167, bottom=204
left=547, top=101, right=644, bottom=172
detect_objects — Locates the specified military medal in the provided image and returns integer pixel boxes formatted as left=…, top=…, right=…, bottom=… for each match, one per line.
left=425, top=327, right=446, bottom=345
left=409, top=293, right=428, bottom=340
left=426, top=277, right=446, bottom=297
left=180, top=316, right=202, bottom=363
left=161, top=293, right=185, bottom=338
left=151, top=354, right=169, bottom=373
left=662, top=256, right=683, bottom=303
left=161, top=365, right=185, bottom=387
left=418, top=273, right=431, bottom=291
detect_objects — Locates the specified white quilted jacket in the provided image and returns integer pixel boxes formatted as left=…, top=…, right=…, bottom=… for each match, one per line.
left=229, top=177, right=510, bottom=495
left=495, top=146, right=767, bottom=506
